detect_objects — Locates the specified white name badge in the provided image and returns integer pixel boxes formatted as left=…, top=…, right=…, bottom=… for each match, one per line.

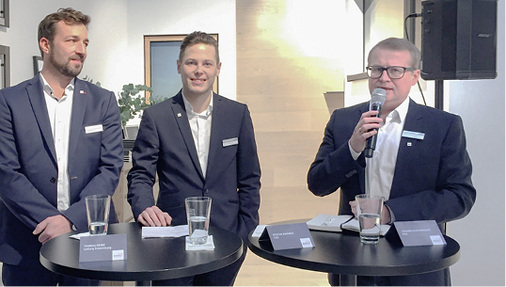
left=222, top=137, right=238, bottom=147
left=85, top=124, right=104, bottom=134
left=402, top=130, right=425, bottom=140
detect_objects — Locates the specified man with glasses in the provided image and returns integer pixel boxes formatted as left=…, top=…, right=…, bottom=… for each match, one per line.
left=307, top=37, right=475, bottom=286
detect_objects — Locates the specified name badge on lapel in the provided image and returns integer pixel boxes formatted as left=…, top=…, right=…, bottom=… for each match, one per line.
left=402, top=130, right=425, bottom=140
left=85, top=124, right=104, bottom=134
left=222, top=137, right=238, bottom=147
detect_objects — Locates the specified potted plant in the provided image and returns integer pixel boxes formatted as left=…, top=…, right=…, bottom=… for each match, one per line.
left=117, top=83, right=153, bottom=128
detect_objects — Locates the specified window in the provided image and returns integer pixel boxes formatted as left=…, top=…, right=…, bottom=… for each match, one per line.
left=0, top=0, right=9, bottom=27
left=0, top=45, right=10, bottom=88
left=144, top=34, right=218, bottom=102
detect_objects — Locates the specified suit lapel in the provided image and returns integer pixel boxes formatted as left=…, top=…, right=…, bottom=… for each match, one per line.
left=171, top=93, right=204, bottom=179
left=26, top=77, right=57, bottom=162
left=69, top=79, right=87, bottom=157
left=206, top=94, right=224, bottom=180
left=390, top=99, right=424, bottom=197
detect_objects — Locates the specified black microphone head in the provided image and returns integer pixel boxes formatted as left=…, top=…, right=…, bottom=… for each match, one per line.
left=371, top=88, right=386, bottom=105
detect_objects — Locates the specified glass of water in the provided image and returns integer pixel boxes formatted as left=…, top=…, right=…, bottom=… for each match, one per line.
left=85, top=195, right=111, bottom=235
left=355, top=194, right=384, bottom=244
left=185, top=196, right=212, bottom=245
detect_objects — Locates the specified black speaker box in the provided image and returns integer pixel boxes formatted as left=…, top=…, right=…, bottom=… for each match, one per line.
left=421, top=0, right=497, bottom=80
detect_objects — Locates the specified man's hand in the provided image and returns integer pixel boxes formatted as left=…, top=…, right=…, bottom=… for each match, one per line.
left=138, top=205, right=172, bottom=227
left=349, top=110, right=383, bottom=154
left=33, top=215, right=72, bottom=244
left=349, top=200, right=391, bottom=224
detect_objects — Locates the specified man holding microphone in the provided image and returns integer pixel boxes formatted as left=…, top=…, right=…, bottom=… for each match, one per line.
left=307, top=37, right=475, bottom=286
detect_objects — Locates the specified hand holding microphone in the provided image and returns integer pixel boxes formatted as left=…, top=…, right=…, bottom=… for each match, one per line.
left=364, top=88, right=386, bottom=158
left=349, top=88, right=386, bottom=157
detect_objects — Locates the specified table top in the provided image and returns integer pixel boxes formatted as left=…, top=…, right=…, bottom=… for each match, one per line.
left=248, top=220, right=460, bottom=277
left=40, top=222, right=243, bottom=282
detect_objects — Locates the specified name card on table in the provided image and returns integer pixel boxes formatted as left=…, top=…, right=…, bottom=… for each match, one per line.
left=259, top=223, right=315, bottom=250
left=79, top=234, right=127, bottom=262
left=393, top=220, right=447, bottom=246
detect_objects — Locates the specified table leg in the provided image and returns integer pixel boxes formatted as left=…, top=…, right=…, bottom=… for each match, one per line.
left=339, top=274, right=357, bottom=286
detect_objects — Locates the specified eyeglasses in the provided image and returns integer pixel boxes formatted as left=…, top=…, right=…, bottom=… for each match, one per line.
left=366, top=66, right=414, bottom=79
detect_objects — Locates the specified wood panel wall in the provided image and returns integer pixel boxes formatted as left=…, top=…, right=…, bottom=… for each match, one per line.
left=235, top=1, right=344, bottom=285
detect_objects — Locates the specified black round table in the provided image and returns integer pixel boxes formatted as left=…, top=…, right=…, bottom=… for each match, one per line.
left=248, top=220, right=460, bottom=286
left=40, top=222, right=243, bottom=285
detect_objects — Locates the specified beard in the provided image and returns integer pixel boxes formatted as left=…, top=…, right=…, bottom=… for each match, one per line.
left=48, top=50, right=84, bottom=78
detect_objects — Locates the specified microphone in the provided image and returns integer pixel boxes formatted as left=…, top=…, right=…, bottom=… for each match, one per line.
left=364, top=88, right=386, bottom=158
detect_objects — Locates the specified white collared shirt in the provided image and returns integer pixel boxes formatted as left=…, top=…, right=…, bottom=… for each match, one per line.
left=365, top=96, right=410, bottom=200
left=183, top=94, right=213, bottom=178
left=41, top=74, right=74, bottom=211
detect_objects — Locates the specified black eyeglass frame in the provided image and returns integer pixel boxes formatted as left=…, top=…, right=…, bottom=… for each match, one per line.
left=366, top=66, right=415, bottom=79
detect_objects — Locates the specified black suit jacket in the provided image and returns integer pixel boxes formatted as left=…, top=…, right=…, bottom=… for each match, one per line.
left=127, top=92, right=261, bottom=242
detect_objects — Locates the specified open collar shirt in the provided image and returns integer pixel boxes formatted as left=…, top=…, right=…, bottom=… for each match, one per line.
left=183, top=93, right=213, bottom=178
left=41, top=74, right=75, bottom=211
left=365, top=96, right=409, bottom=200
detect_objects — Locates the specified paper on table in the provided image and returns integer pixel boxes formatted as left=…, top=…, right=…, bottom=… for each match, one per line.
left=69, top=232, right=91, bottom=240
left=142, top=225, right=189, bottom=238
left=251, top=225, right=267, bottom=237
left=306, top=214, right=353, bottom=232
left=185, top=235, right=215, bottom=251
left=341, top=218, right=391, bottom=236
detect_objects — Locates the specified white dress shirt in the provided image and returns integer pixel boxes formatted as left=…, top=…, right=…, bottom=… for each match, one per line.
left=41, top=75, right=74, bottom=211
left=365, top=96, right=409, bottom=200
left=183, top=94, right=213, bottom=178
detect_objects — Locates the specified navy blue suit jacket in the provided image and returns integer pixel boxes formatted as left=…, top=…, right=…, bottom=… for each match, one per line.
left=307, top=99, right=476, bottom=285
left=308, top=99, right=475, bottom=223
left=127, top=92, right=261, bottom=242
left=0, top=76, right=123, bottom=266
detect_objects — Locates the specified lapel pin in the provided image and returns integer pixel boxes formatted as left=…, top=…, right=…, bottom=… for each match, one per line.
left=407, top=142, right=412, bottom=147
left=80, top=90, right=86, bottom=94
left=177, top=113, right=182, bottom=118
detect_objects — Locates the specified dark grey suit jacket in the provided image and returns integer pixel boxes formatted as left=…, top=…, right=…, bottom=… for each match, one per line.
left=0, top=75, right=123, bottom=266
left=127, top=92, right=261, bottom=242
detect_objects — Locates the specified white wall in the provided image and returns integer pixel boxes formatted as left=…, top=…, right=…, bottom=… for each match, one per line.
left=0, top=0, right=236, bottom=103
left=447, top=1, right=505, bottom=285
left=343, top=1, right=505, bottom=286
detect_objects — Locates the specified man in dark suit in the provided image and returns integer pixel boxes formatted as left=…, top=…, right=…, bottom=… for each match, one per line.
left=127, top=31, right=261, bottom=286
left=0, top=8, right=123, bottom=286
left=307, top=38, right=476, bottom=286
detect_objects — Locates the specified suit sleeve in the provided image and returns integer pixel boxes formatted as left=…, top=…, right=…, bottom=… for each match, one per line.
left=307, top=109, right=365, bottom=197
left=386, top=115, right=476, bottom=224
left=235, top=106, right=261, bottom=241
left=126, top=109, right=159, bottom=219
left=0, top=90, right=60, bottom=229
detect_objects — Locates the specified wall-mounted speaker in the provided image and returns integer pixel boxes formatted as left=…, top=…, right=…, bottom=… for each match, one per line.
left=421, top=0, right=497, bottom=80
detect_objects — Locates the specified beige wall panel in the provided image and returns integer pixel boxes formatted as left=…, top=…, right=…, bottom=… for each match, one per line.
left=235, top=0, right=345, bottom=285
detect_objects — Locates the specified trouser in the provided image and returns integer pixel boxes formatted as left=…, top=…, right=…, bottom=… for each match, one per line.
left=152, top=247, right=247, bottom=286
left=328, top=268, right=451, bottom=286
left=2, top=262, right=99, bottom=286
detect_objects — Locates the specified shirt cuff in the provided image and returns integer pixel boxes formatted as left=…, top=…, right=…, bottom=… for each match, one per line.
left=348, top=140, right=361, bottom=160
